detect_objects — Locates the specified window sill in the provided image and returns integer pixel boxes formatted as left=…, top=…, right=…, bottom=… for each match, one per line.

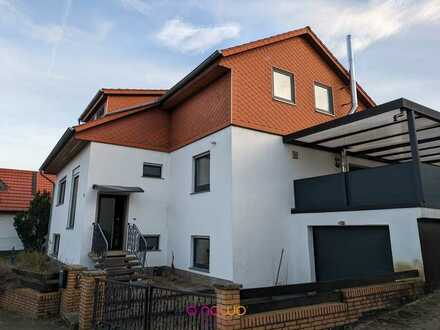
left=273, top=97, right=296, bottom=106
left=190, top=190, right=210, bottom=195
left=142, top=176, right=165, bottom=180
left=56, top=203, right=64, bottom=207
left=189, top=267, right=210, bottom=274
left=65, top=227, right=74, bottom=230
left=315, top=109, right=335, bottom=117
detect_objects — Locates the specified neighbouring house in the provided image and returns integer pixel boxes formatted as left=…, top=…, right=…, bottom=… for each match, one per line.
left=0, top=168, right=55, bottom=251
left=41, top=26, right=440, bottom=288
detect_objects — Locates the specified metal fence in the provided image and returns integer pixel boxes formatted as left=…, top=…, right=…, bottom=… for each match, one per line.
left=92, top=279, right=216, bottom=330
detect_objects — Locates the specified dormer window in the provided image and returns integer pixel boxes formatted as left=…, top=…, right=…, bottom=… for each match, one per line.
left=314, top=83, right=334, bottom=115
left=272, top=68, right=295, bottom=104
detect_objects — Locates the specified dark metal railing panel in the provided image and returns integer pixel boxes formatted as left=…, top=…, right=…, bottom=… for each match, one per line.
left=420, top=163, right=440, bottom=208
left=92, top=279, right=216, bottom=330
left=293, top=162, right=427, bottom=212
left=91, top=223, right=109, bottom=259
left=348, top=162, right=418, bottom=208
left=294, top=172, right=348, bottom=210
left=126, top=223, right=148, bottom=268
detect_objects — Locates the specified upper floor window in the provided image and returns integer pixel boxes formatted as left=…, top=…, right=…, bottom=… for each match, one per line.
left=314, top=83, right=334, bottom=115
left=67, top=167, right=80, bottom=229
left=57, top=177, right=66, bottom=206
left=194, top=152, right=210, bottom=193
left=272, top=68, right=295, bottom=104
left=142, top=163, right=162, bottom=178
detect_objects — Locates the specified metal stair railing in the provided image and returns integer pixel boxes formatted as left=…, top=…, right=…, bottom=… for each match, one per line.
left=91, top=222, right=109, bottom=259
left=126, top=223, right=148, bottom=268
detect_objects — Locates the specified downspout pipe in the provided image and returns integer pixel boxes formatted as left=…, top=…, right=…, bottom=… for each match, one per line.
left=347, top=35, right=358, bottom=115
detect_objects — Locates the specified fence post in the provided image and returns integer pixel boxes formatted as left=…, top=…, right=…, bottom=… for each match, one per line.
left=214, top=284, right=242, bottom=330
left=78, top=270, right=107, bottom=330
left=61, top=264, right=87, bottom=317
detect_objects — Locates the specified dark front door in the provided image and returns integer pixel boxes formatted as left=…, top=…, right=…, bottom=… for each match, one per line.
left=418, top=218, right=440, bottom=289
left=97, top=194, right=127, bottom=250
left=313, top=226, right=394, bottom=281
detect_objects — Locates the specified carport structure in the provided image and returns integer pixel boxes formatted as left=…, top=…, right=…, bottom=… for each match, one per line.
left=284, top=98, right=440, bottom=166
left=284, top=98, right=440, bottom=213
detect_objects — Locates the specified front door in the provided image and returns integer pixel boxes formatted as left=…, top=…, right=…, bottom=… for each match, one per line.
left=97, top=194, right=127, bottom=250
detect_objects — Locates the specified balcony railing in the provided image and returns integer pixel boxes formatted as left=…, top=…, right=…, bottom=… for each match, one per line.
left=293, top=162, right=440, bottom=213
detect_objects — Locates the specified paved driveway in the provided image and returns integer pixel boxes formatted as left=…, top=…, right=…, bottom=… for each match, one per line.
left=351, top=291, right=440, bottom=329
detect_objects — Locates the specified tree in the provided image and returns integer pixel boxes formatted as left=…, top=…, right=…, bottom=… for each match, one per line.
left=13, top=191, right=51, bottom=251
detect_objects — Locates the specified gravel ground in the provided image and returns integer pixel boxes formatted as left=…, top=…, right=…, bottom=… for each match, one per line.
left=0, top=309, right=67, bottom=330
left=351, top=291, right=440, bottom=329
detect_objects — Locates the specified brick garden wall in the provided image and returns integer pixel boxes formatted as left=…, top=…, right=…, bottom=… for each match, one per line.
left=215, top=280, right=422, bottom=330
left=0, top=288, right=60, bottom=318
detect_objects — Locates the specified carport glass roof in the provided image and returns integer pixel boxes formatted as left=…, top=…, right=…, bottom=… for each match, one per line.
left=283, top=98, right=440, bottom=166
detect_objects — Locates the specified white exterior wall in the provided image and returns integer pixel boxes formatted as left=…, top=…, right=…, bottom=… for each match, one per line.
left=83, top=142, right=169, bottom=267
left=0, top=213, right=23, bottom=251
left=168, top=128, right=234, bottom=281
left=230, top=126, right=340, bottom=288
left=48, top=144, right=91, bottom=264
left=287, top=208, right=426, bottom=284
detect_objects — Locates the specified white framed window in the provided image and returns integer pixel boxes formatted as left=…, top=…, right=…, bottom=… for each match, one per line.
left=272, top=68, right=295, bottom=104
left=314, top=83, right=334, bottom=115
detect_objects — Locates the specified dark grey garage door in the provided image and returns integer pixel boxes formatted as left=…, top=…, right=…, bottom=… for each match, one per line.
left=418, top=218, right=440, bottom=289
left=313, top=226, right=394, bottom=282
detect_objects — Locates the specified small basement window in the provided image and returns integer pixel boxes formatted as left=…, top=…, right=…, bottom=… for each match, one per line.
left=142, top=163, right=162, bottom=178
left=52, top=234, right=60, bottom=258
left=272, top=68, right=295, bottom=104
left=314, top=83, right=334, bottom=114
left=194, top=152, right=210, bottom=193
left=57, top=177, right=66, bottom=206
left=140, top=235, right=160, bottom=251
left=192, top=236, right=210, bottom=271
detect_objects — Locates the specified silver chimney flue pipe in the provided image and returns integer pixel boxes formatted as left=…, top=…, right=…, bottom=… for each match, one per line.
left=347, top=35, right=358, bottom=114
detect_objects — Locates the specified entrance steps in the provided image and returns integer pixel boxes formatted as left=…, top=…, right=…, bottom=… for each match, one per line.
left=94, top=250, right=142, bottom=282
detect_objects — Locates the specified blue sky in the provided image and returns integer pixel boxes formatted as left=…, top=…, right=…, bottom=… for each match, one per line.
left=1, top=0, right=440, bottom=170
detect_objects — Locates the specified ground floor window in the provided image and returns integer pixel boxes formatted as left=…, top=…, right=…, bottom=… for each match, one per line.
left=52, top=234, right=60, bottom=258
left=140, top=235, right=160, bottom=251
left=192, top=236, right=210, bottom=271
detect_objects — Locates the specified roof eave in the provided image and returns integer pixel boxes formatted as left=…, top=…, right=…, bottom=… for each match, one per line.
left=159, top=50, right=223, bottom=104
left=39, top=128, right=75, bottom=172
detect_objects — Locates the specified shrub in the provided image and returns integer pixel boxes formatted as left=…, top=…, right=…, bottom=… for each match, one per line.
left=13, top=192, right=51, bottom=251
left=15, top=251, right=58, bottom=273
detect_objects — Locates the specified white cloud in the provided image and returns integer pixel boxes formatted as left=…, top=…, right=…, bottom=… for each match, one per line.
left=157, top=18, right=240, bottom=53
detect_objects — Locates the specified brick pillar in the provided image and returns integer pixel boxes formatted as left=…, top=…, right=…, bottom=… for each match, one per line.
left=61, top=265, right=87, bottom=316
left=214, top=284, right=242, bottom=330
left=78, top=270, right=106, bottom=330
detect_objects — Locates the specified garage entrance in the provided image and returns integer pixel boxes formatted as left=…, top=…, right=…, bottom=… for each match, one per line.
left=313, top=226, right=394, bottom=282
left=418, top=218, right=440, bottom=289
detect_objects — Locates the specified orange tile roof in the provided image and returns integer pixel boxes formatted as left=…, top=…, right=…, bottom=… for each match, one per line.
left=0, top=168, right=55, bottom=212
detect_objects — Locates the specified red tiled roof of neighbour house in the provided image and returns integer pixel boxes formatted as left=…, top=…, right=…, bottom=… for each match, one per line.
left=0, top=169, right=55, bottom=212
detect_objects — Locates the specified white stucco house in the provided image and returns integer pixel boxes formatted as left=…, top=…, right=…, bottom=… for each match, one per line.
left=41, top=27, right=440, bottom=288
